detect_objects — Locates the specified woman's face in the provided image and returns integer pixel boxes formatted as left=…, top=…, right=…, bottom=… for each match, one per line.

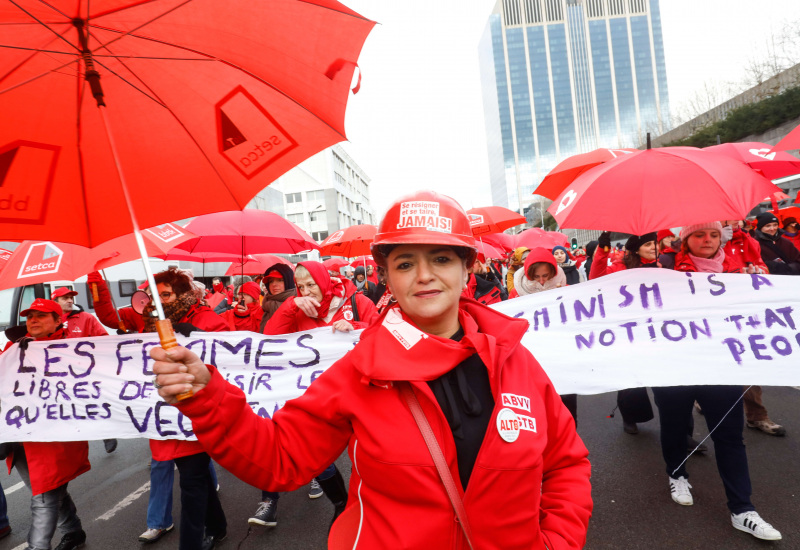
left=156, top=282, right=177, bottom=304
left=236, top=288, right=256, bottom=305
left=761, top=222, right=779, bottom=236
left=267, top=278, right=285, bottom=296
left=295, top=275, right=323, bottom=302
left=686, top=229, right=721, bottom=259
left=553, top=250, right=567, bottom=263
left=659, top=236, right=675, bottom=250
left=531, top=264, right=554, bottom=285
left=26, top=311, right=59, bottom=339
left=638, top=241, right=657, bottom=261
left=385, top=244, right=467, bottom=338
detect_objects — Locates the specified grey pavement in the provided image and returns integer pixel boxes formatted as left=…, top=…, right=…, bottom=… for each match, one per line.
left=1, top=386, right=796, bottom=549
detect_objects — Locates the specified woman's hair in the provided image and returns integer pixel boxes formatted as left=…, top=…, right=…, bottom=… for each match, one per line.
left=526, top=262, right=555, bottom=281
left=374, top=244, right=473, bottom=264
left=154, top=267, right=193, bottom=297
left=622, top=251, right=643, bottom=270
left=294, top=264, right=312, bottom=280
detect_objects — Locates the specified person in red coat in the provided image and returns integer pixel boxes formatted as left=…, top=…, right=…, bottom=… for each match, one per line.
left=781, top=217, right=800, bottom=251
left=263, top=261, right=378, bottom=335
left=86, top=271, right=145, bottom=333
left=655, top=221, right=782, bottom=541
left=139, top=267, right=227, bottom=549
left=2, top=299, right=89, bottom=550
left=151, top=191, right=592, bottom=550
left=51, top=287, right=108, bottom=338
left=220, top=281, right=263, bottom=332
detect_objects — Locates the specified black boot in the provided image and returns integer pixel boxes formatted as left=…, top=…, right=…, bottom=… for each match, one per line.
left=317, top=467, right=348, bottom=533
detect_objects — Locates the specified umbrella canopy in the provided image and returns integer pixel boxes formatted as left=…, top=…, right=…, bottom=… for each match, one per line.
left=475, top=241, right=504, bottom=262
left=0, top=223, right=195, bottom=291
left=0, top=0, right=375, bottom=247
left=535, top=148, right=638, bottom=200
left=481, top=233, right=516, bottom=254
left=322, top=258, right=350, bottom=272
left=175, top=210, right=320, bottom=256
left=771, top=124, right=800, bottom=153
left=466, top=207, right=527, bottom=236
left=319, top=224, right=377, bottom=257
left=226, top=254, right=294, bottom=276
left=704, top=142, right=800, bottom=180
left=0, top=248, right=11, bottom=272
left=515, top=228, right=568, bottom=250
left=349, top=255, right=376, bottom=269
left=160, top=250, right=247, bottom=263
left=775, top=206, right=800, bottom=224
left=548, top=147, right=782, bottom=235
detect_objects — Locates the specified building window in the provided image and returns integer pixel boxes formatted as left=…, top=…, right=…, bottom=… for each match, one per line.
left=312, top=231, right=329, bottom=241
left=288, top=213, right=304, bottom=224
left=286, top=192, right=301, bottom=203
left=307, top=190, right=325, bottom=202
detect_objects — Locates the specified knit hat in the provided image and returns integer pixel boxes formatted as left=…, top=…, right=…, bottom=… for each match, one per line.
left=755, top=212, right=779, bottom=231
left=625, top=232, right=657, bottom=254
left=782, top=216, right=798, bottom=228
left=552, top=245, right=569, bottom=258
left=656, top=229, right=675, bottom=243
left=354, top=266, right=366, bottom=278
left=679, top=221, right=723, bottom=241
left=240, top=281, right=261, bottom=301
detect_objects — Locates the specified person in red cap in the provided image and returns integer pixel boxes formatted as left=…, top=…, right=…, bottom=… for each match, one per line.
left=220, top=281, right=263, bottom=332
left=2, top=299, right=89, bottom=550
left=150, top=190, right=592, bottom=550
left=51, top=287, right=108, bottom=338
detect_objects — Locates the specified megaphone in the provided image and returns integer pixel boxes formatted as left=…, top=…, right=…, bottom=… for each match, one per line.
left=131, top=290, right=152, bottom=315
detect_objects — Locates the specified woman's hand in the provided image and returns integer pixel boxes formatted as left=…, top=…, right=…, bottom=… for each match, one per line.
left=294, top=296, right=320, bottom=318
left=331, top=320, right=354, bottom=333
left=150, top=345, right=211, bottom=404
left=235, top=301, right=248, bottom=314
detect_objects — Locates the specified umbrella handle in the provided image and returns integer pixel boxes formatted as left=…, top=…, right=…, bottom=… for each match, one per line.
left=155, top=319, right=193, bottom=401
left=90, top=283, right=100, bottom=303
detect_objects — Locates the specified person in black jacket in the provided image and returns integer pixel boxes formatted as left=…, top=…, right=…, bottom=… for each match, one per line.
left=752, top=212, right=800, bottom=275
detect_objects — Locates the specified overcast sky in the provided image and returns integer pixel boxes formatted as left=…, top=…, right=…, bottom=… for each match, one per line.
left=338, top=0, right=798, bottom=217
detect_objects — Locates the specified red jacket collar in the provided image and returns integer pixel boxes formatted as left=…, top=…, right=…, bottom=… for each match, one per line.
left=348, top=299, right=528, bottom=383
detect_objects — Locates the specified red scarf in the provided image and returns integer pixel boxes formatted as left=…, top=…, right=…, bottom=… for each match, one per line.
left=298, top=261, right=346, bottom=319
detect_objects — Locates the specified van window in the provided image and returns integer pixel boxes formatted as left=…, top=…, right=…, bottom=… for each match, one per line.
left=0, top=288, right=14, bottom=326
left=19, top=286, right=37, bottom=324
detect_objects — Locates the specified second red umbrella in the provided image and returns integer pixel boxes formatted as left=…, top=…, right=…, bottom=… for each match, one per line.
left=319, top=225, right=377, bottom=257
left=705, top=142, right=800, bottom=180
left=466, top=207, right=526, bottom=236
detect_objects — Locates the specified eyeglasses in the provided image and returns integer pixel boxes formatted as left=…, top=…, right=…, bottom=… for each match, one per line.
left=158, top=291, right=174, bottom=300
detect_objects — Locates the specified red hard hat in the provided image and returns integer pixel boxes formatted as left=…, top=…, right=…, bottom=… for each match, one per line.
left=371, top=191, right=476, bottom=266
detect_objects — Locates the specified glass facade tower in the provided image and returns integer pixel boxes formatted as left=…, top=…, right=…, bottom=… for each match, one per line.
left=479, top=0, right=670, bottom=212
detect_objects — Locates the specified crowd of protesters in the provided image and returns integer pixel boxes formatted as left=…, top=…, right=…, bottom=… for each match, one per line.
left=2, top=192, right=797, bottom=548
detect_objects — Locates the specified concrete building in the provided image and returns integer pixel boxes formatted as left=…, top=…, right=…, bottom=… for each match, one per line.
left=479, top=0, right=671, bottom=216
left=271, top=144, right=376, bottom=244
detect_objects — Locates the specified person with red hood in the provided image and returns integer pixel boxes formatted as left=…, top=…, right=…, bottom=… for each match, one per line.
left=781, top=217, right=800, bottom=251
left=657, top=229, right=677, bottom=255
left=151, top=190, right=592, bottom=550
left=2, top=299, right=89, bottom=550
left=508, top=247, right=567, bottom=298
left=263, top=261, right=378, bottom=335
left=206, top=277, right=228, bottom=310
left=220, top=281, right=263, bottom=332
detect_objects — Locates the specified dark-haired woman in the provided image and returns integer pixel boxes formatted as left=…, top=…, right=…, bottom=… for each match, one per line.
left=151, top=191, right=591, bottom=550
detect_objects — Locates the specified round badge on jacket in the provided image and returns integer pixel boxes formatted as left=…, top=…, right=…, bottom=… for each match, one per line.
left=496, top=408, right=520, bottom=443
left=343, top=309, right=354, bottom=321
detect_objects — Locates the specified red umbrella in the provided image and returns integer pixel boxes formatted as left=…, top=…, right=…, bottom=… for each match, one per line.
left=175, top=210, right=320, bottom=257
left=319, top=225, right=377, bottom=257
left=160, top=250, right=246, bottom=263
left=0, top=1, right=375, bottom=248
left=323, top=258, right=350, bottom=272
left=226, top=254, right=294, bottom=276
left=466, top=207, right=526, bottom=236
left=771, top=124, right=800, bottom=152
left=535, top=148, right=638, bottom=200
left=775, top=206, right=800, bottom=224
left=515, top=228, right=568, bottom=250
left=349, top=256, right=377, bottom=269
left=481, top=233, right=516, bottom=254
left=0, top=248, right=12, bottom=273
left=0, top=223, right=196, bottom=291
left=548, top=147, right=782, bottom=235
left=705, top=142, right=800, bottom=180
left=475, top=241, right=504, bottom=262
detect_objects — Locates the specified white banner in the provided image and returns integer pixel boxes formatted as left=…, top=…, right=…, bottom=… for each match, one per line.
left=1, top=269, right=798, bottom=442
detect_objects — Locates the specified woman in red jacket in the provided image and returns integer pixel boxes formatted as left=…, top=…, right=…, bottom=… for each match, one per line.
left=139, top=268, right=228, bottom=550
left=653, top=222, right=781, bottom=541
left=3, top=299, right=89, bottom=550
left=263, top=261, right=378, bottom=335
left=220, top=281, right=263, bottom=332
left=152, top=191, right=592, bottom=550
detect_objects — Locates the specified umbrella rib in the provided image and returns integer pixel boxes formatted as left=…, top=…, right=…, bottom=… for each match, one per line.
left=7, top=0, right=78, bottom=53
left=90, top=56, right=167, bottom=107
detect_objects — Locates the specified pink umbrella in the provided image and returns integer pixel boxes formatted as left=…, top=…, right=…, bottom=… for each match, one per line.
left=319, top=225, right=377, bottom=257
left=0, top=223, right=195, bottom=292
left=481, top=233, right=516, bottom=254
left=705, top=142, right=800, bottom=180
left=323, top=258, right=350, bottom=272
left=515, top=228, right=567, bottom=250
left=475, top=241, right=504, bottom=262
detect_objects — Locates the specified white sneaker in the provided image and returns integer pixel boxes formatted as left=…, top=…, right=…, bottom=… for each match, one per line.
left=138, top=524, right=174, bottom=543
left=669, top=476, right=693, bottom=505
left=308, top=478, right=323, bottom=499
left=731, top=511, right=782, bottom=541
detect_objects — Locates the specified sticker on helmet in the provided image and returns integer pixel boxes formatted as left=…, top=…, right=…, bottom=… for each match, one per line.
left=397, top=201, right=452, bottom=234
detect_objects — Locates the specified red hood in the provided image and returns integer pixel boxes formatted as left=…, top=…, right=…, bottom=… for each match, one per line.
left=348, top=299, right=528, bottom=382
left=523, top=247, right=557, bottom=277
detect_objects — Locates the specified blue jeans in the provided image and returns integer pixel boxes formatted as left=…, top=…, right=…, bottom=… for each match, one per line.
left=0, top=480, right=8, bottom=529
left=147, top=459, right=219, bottom=529
left=260, top=463, right=336, bottom=501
